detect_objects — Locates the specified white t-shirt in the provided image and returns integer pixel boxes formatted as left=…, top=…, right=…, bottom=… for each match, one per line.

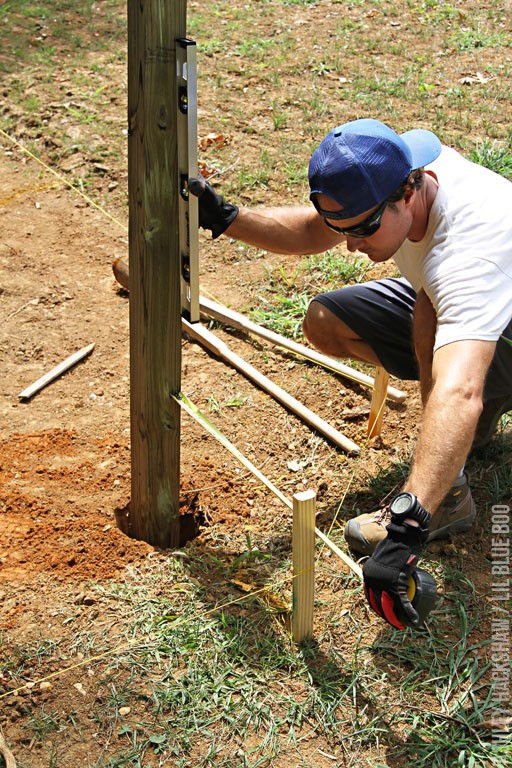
left=393, top=146, right=512, bottom=351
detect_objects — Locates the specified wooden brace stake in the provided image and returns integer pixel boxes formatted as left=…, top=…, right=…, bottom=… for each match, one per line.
left=200, top=296, right=406, bottom=403
left=18, top=343, right=95, bottom=401
left=183, top=319, right=360, bottom=454
left=111, top=261, right=406, bottom=404
left=292, top=489, right=316, bottom=643
left=367, top=366, right=390, bottom=438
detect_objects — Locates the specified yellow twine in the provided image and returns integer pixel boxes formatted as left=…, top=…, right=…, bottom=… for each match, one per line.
left=0, top=127, right=128, bottom=233
left=0, top=570, right=309, bottom=701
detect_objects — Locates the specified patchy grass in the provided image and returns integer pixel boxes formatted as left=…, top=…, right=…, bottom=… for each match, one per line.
left=249, top=250, right=372, bottom=338
left=470, top=138, right=512, bottom=179
left=1, top=550, right=508, bottom=767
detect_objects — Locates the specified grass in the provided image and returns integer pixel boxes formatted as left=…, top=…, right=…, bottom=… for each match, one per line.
left=2, top=550, right=508, bottom=767
left=251, top=292, right=311, bottom=338
left=207, top=392, right=250, bottom=414
left=470, top=139, right=512, bottom=179
left=0, top=0, right=124, bottom=73
left=451, top=25, right=509, bottom=52
left=249, top=250, right=372, bottom=339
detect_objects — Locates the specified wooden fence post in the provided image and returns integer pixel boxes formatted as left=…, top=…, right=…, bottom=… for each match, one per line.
left=127, top=0, right=187, bottom=547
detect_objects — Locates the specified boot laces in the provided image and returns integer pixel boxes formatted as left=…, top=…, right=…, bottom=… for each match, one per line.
left=373, top=505, right=391, bottom=525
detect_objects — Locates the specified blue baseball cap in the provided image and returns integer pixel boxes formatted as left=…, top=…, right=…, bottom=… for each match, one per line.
left=308, top=118, right=442, bottom=219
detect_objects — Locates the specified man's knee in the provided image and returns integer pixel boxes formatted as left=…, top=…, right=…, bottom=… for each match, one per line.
left=303, top=300, right=338, bottom=348
left=303, top=299, right=362, bottom=359
left=303, top=300, right=325, bottom=344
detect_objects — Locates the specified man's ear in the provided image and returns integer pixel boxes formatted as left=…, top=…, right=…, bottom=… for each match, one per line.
left=403, top=184, right=416, bottom=207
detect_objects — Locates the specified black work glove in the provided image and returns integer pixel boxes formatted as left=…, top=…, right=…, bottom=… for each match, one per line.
left=363, top=520, right=428, bottom=630
left=188, top=175, right=239, bottom=239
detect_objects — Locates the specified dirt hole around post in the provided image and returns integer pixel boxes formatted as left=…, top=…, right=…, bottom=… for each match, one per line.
left=114, top=485, right=206, bottom=548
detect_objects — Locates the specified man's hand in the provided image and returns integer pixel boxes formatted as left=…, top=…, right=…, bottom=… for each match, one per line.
left=362, top=519, right=427, bottom=629
left=188, top=175, right=239, bottom=239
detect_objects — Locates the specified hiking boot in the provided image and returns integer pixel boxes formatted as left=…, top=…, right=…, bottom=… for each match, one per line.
left=472, top=395, right=512, bottom=449
left=426, top=471, right=476, bottom=542
left=344, top=472, right=476, bottom=555
left=344, top=506, right=390, bottom=556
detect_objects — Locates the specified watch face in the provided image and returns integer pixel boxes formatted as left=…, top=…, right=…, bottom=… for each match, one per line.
left=392, top=494, right=413, bottom=514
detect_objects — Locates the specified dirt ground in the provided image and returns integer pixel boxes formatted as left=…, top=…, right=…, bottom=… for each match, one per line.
left=0, top=115, right=508, bottom=768
left=0, top=1, right=511, bottom=765
left=0, top=140, right=423, bottom=767
left=0, top=141, right=414, bottom=611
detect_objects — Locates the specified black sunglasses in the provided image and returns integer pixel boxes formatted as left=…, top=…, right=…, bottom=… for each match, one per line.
left=313, top=197, right=389, bottom=238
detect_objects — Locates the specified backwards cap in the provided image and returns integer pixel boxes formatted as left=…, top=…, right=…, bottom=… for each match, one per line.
left=308, top=118, right=442, bottom=219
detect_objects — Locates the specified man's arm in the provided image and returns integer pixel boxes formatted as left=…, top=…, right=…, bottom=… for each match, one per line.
left=189, top=175, right=343, bottom=255
left=362, top=337, right=495, bottom=629
left=226, top=205, right=345, bottom=255
left=404, top=338, right=496, bottom=513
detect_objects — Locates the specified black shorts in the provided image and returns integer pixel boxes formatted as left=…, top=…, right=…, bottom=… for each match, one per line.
left=312, top=277, right=512, bottom=400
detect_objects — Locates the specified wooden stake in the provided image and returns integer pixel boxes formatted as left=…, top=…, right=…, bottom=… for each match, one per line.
left=183, top=319, right=360, bottom=454
left=177, top=392, right=364, bottom=594
left=18, top=344, right=95, bottom=401
left=292, top=490, right=316, bottom=643
left=367, top=366, right=390, bottom=439
left=200, top=296, right=406, bottom=403
left=176, top=391, right=366, bottom=584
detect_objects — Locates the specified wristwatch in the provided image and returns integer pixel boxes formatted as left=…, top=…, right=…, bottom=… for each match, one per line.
left=390, top=492, right=432, bottom=531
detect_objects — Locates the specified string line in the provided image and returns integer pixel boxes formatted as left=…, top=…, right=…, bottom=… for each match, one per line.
left=0, top=127, right=128, bottom=233
left=0, top=567, right=315, bottom=701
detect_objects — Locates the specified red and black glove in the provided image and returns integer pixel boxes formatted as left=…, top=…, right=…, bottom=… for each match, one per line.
left=362, top=519, right=428, bottom=630
left=188, top=175, right=239, bottom=239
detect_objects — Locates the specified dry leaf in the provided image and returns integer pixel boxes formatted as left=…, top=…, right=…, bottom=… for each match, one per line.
left=459, top=72, right=494, bottom=85
left=230, top=578, right=257, bottom=592
left=198, top=159, right=216, bottom=179
left=198, top=132, right=233, bottom=151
